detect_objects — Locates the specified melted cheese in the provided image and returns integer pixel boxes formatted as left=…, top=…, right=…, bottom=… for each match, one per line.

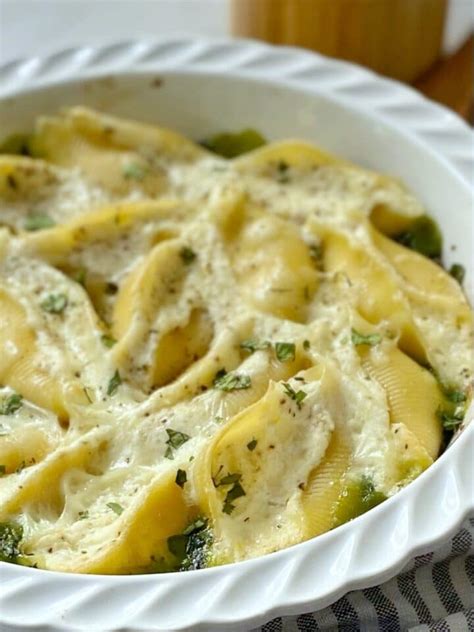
left=0, top=107, right=472, bottom=574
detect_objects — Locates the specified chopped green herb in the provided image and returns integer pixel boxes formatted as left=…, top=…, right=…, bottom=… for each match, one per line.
left=334, top=476, right=386, bottom=527
left=165, top=428, right=191, bottom=460
left=240, top=338, right=271, bottom=354
left=247, top=438, right=258, bottom=451
left=309, top=244, right=323, bottom=266
left=445, top=390, right=466, bottom=404
left=222, top=481, right=246, bottom=515
left=101, top=334, right=117, bottom=348
left=0, top=393, right=23, bottom=416
left=276, top=160, right=290, bottom=183
left=0, top=522, right=23, bottom=563
left=15, top=460, right=26, bottom=474
left=303, top=339, right=311, bottom=351
left=167, top=516, right=211, bottom=571
left=72, top=268, right=87, bottom=287
left=449, top=263, right=465, bottom=285
left=24, top=214, right=56, bottom=232
left=351, top=329, right=382, bottom=347
left=82, top=387, right=93, bottom=404
left=123, top=162, right=146, bottom=180
left=275, top=342, right=296, bottom=362
left=0, top=465, right=5, bottom=476
left=167, top=533, right=188, bottom=558
left=213, top=370, right=251, bottom=392
left=201, top=129, right=266, bottom=158
left=395, top=215, right=442, bottom=259
left=105, top=282, right=119, bottom=295
left=215, top=472, right=242, bottom=487
left=214, top=416, right=225, bottom=424
left=0, top=133, right=32, bottom=156
left=437, top=408, right=464, bottom=431
left=78, top=510, right=89, bottom=520
left=282, top=382, right=307, bottom=409
left=106, top=370, right=121, bottom=396
left=107, top=502, right=124, bottom=516
left=179, top=246, right=196, bottom=265
left=41, top=293, right=68, bottom=314
left=175, top=469, right=187, bottom=488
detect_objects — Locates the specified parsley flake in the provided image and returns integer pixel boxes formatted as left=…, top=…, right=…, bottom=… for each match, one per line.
left=123, top=162, right=146, bottom=181
left=247, top=438, right=258, bottom=451
left=101, top=334, right=117, bottom=348
left=213, top=370, right=251, bottom=392
left=351, top=329, right=382, bottom=347
left=165, top=428, right=191, bottom=460
left=179, top=247, right=196, bottom=265
left=240, top=339, right=271, bottom=354
left=107, top=370, right=121, bottom=396
left=449, top=263, right=465, bottom=285
left=167, top=517, right=211, bottom=571
left=0, top=522, right=23, bottom=563
left=41, top=293, right=68, bottom=314
left=78, top=510, right=89, bottom=520
left=282, top=382, right=307, bottom=409
left=72, top=268, right=87, bottom=287
left=438, top=408, right=464, bottom=431
left=223, top=481, right=246, bottom=515
left=275, top=342, right=296, bottom=362
left=24, top=214, right=55, bottom=231
left=0, top=465, right=5, bottom=476
left=107, top=502, right=124, bottom=516
left=215, top=472, right=242, bottom=487
left=0, top=393, right=23, bottom=416
left=175, top=469, right=187, bottom=488
left=201, top=129, right=266, bottom=158
left=303, top=339, right=311, bottom=350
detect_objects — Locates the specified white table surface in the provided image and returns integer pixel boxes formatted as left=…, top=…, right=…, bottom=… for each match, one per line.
left=0, top=0, right=228, bottom=64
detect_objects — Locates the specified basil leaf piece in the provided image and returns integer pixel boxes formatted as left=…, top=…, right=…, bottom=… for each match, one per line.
left=395, top=215, right=442, bottom=259
left=0, top=133, right=32, bottom=156
left=275, top=342, right=296, bottom=362
left=106, top=502, right=124, bottom=516
left=0, top=522, right=23, bottom=563
left=24, top=214, right=56, bottom=232
left=179, top=246, right=196, bottom=265
left=201, top=129, right=266, bottom=158
left=449, top=263, right=465, bottom=285
left=0, top=393, right=23, bottom=416
left=165, top=428, right=191, bottom=459
left=240, top=339, right=271, bottom=354
left=41, top=293, right=68, bottom=314
left=247, top=438, right=258, bottom=451
left=175, top=469, right=187, bottom=488
left=213, top=370, right=251, bottom=392
left=123, top=162, right=146, bottom=180
left=107, top=370, right=121, bottom=396
left=282, top=382, right=307, bottom=409
left=222, top=481, right=246, bottom=515
left=101, top=334, right=117, bottom=348
left=351, top=329, right=382, bottom=347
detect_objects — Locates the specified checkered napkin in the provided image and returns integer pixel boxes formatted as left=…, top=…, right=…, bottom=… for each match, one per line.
left=255, top=516, right=474, bottom=632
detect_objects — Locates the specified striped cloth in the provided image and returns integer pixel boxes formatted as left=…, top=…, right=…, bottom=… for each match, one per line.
left=255, top=516, right=474, bottom=632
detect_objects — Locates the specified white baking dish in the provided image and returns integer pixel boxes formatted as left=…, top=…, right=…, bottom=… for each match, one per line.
left=0, top=37, right=472, bottom=632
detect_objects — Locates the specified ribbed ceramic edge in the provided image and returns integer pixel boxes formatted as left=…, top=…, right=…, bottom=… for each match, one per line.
left=0, top=38, right=473, bottom=632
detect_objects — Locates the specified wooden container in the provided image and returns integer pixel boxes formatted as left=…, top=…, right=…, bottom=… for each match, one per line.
left=232, top=0, right=447, bottom=82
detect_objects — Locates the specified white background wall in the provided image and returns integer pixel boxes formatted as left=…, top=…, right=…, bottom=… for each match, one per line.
left=0, top=1, right=472, bottom=67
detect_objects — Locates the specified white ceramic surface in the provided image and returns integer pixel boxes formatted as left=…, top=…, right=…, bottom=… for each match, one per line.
left=0, top=37, right=473, bottom=632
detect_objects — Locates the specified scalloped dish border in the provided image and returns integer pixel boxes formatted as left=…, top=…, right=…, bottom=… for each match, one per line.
left=0, top=37, right=473, bottom=632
